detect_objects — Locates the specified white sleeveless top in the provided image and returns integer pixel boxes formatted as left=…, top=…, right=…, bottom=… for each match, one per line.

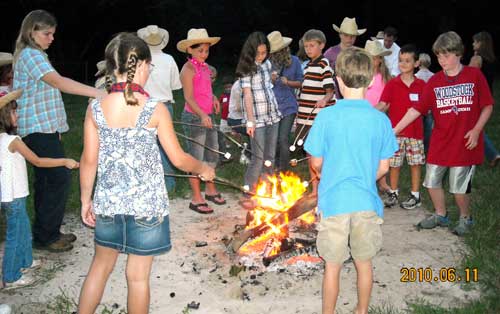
left=91, top=98, right=169, bottom=217
left=0, top=133, right=29, bottom=202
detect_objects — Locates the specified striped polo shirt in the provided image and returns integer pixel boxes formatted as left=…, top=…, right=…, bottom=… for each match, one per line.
left=297, top=55, right=335, bottom=125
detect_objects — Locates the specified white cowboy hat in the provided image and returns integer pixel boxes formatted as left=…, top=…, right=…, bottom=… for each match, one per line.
left=371, top=31, right=385, bottom=41
left=364, top=40, right=392, bottom=57
left=0, top=52, right=13, bottom=67
left=176, top=28, right=220, bottom=53
left=137, top=25, right=169, bottom=50
left=0, top=89, right=22, bottom=109
left=267, top=31, right=292, bottom=54
left=94, top=60, right=106, bottom=77
left=333, top=17, right=366, bottom=36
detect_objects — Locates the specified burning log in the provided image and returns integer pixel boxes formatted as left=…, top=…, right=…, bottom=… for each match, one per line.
left=231, top=194, right=317, bottom=252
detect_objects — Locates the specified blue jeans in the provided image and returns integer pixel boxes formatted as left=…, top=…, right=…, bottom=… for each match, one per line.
left=244, top=123, right=279, bottom=190
left=157, top=102, right=176, bottom=192
left=1, top=197, right=33, bottom=283
left=423, top=112, right=433, bottom=154
left=276, top=113, right=296, bottom=171
left=484, top=133, right=499, bottom=162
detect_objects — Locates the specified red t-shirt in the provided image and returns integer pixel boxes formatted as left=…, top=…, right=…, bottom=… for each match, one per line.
left=413, top=66, right=494, bottom=166
left=380, top=75, right=426, bottom=139
left=219, top=92, right=230, bottom=120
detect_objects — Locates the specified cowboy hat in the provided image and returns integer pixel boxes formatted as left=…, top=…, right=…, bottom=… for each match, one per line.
left=267, top=31, right=292, bottom=53
left=94, top=60, right=106, bottom=77
left=176, top=28, right=220, bottom=53
left=0, top=52, right=13, bottom=67
left=137, top=25, right=169, bottom=50
left=333, top=17, right=366, bottom=36
left=371, top=31, right=385, bottom=41
left=364, top=40, right=392, bottom=57
left=0, top=89, right=22, bottom=109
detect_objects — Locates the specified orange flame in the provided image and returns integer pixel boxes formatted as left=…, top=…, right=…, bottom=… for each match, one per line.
left=239, top=172, right=316, bottom=257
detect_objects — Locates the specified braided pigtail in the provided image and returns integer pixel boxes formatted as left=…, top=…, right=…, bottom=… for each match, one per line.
left=124, top=51, right=139, bottom=106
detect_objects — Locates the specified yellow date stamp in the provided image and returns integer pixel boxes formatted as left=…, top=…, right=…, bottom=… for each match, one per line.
left=400, top=267, right=478, bottom=283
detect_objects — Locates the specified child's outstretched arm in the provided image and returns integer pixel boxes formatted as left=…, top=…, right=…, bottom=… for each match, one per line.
left=80, top=105, right=99, bottom=227
left=310, top=156, right=323, bottom=180
left=393, top=108, right=421, bottom=135
left=376, top=159, right=390, bottom=180
left=9, top=138, right=79, bottom=169
left=316, top=88, right=334, bottom=108
left=465, top=104, right=493, bottom=150
left=156, top=103, right=215, bottom=181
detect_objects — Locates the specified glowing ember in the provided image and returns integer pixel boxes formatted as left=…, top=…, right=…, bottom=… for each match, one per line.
left=239, top=172, right=316, bottom=258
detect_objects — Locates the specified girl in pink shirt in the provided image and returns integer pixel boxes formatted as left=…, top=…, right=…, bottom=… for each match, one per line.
left=364, top=40, right=393, bottom=193
left=178, top=29, right=225, bottom=214
left=364, top=40, right=392, bottom=106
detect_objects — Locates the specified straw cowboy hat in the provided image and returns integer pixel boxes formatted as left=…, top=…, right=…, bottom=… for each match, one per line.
left=176, top=28, right=220, bottom=53
left=267, top=31, right=292, bottom=53
left=0, top=89, right=22, bottom=109
left=371, top=31, right=385, bottom=41
left=333, top=17, right=366, bottom=36
left=137, top=25, right=169, bottom=50
left=364, top=40, right=392, bottom=57
left=0, top=52, right=13, bottom=67
left=94, top=60, right=106, bottom=77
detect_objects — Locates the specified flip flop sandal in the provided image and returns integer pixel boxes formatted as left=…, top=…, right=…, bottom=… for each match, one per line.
left=189, top=202, right=214, bottom=214
left=205, top=193, right=227, bottom=205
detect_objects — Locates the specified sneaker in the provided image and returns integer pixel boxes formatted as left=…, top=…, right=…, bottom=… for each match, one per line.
left=384, top=192, right=398, bottom=207
left=452, top=216, right=473, bottom=236
left=0, top=304, right=12, bottom=314
left=33, top=238, right=73, bottom=253
left=401, top=194, right=422, bottom=210
left=21, top=259, right=43, bottom=274
left=418, top=213, right=450, bottom=229
left=2, top=273, right=36, bottom=290
left=59, top=232, right=77, bottom=243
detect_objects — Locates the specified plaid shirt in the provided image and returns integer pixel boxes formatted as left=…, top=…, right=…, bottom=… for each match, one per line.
left=13, top=48, right=68, bottom=137
left=240, top=60, right=281, bottom=128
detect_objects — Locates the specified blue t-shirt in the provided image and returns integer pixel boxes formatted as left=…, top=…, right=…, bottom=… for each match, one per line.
left=304, top=99, right=397, bottom=218
left=271, top=55, right=304, bottom=117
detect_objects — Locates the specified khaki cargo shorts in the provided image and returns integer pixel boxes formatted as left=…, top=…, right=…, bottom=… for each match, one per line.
left=316, top=211, right=383, bottom=264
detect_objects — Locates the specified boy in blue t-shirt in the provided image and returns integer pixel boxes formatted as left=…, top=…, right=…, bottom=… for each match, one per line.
left=305, top=47, right=397, bottom=314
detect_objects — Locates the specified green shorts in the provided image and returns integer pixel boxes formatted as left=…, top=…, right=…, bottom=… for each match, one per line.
left=316, top=211, right=383, bottom=264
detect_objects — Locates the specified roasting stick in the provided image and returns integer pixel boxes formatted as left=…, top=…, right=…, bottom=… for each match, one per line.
left=175, top=131, right=232, bottom=160
left=165, top=174, right=276, bottom=198
left=290, top=105, right=318, bottom=152
left=289, top=156, right=311, bottom=167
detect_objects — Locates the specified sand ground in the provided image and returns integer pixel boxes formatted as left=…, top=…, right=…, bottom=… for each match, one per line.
left=0, top=193, right=480, bottom=314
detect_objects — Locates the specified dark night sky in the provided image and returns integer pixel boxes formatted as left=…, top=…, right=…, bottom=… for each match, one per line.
left=0, top=0, right=497, bottom=83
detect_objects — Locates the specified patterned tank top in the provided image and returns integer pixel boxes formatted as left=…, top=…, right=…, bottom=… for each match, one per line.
left=91, top=98, right=169, bottom=217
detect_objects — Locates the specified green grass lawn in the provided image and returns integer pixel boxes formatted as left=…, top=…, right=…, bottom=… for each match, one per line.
left=2, top=79, right=500, bottom=313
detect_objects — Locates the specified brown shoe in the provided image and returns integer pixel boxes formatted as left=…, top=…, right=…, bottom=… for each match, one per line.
left=59, top=232, right=77, bottom=243
left=34, top=238, right=73, bottom=253
left=489, top=155, right=500, bottom=168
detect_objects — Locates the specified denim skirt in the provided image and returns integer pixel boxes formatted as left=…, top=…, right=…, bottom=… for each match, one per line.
left=94, top=214, right=171, bottom=256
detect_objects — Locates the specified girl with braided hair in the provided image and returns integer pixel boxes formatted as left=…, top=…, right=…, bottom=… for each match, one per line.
left=78, top=32, right=215, bottom=313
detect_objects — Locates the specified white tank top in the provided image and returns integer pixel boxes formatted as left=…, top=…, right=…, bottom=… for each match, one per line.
left=0, top=133, right=29, bottom=202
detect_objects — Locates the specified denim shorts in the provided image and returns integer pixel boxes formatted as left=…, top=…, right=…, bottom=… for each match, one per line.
left=94, top=214, right=171, bottom=256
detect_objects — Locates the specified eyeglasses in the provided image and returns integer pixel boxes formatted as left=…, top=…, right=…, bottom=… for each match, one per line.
left=149, top=63, right=155, bottom=72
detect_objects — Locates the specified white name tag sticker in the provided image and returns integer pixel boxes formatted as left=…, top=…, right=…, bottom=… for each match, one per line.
left=222, top=97, right=228, bottom=102
left=409, top=93, right=419, bottom=101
